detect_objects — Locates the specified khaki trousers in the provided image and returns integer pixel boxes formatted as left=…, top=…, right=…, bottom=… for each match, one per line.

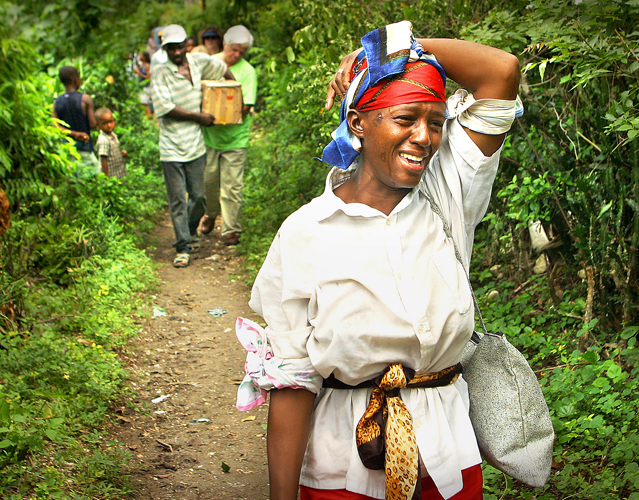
left=203, top=146, right=246, bottom=236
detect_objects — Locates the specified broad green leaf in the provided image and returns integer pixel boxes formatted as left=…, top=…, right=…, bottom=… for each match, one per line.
left=596, top=202, right=613, bottom=219
left=42, top=404, right=53, bottom=419
left=285, top=46, right=295, bottom=63
left=50, top=418, right=64, bottom=427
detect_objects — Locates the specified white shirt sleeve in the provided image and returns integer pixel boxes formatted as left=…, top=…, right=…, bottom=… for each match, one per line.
left=249, top=230, right=317, bottom=361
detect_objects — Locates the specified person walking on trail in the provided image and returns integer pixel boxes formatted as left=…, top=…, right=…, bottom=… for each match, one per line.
left=185, top=36, right=198, bottom=52
left=235, top=21, right=522, bottom=500
left=149, top=27, right=167, bottom=76
left=52, top=66, right=99, bottom=176
left=198, top=25, right=257, bottom=246
left=95, top=107, right=127, bottom=179
left=191, top=25, right=224, bottom=55
left=132, top=51, right=152, bottom=117
left=151, top=24, right=235, bottom=268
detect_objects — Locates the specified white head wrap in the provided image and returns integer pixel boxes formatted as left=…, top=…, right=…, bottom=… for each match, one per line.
left=223, top=25, right=254, bottom=50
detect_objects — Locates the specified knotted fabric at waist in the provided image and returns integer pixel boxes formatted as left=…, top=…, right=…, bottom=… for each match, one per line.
left=323, top=363, right=462, bottom=500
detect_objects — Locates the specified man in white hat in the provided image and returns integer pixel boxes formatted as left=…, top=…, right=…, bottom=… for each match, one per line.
left=152, top=24, right=234, bottom=268
left=198, top=25, right=257, bottom=247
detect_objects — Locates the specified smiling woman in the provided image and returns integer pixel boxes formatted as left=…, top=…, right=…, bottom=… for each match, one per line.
left=235, top=20, right=522, bottom=500
left=334, top=101, right=445, bottom=214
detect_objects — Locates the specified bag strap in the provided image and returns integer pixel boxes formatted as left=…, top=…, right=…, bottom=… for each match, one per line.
left=423, top=191, right=488, bottom=335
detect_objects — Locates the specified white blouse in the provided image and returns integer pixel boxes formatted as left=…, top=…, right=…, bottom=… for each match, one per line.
left=249, top=96, right=514, bottom=499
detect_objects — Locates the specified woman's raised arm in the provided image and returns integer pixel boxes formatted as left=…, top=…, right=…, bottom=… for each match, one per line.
left=325, top=38, right=521, bottom=156
left=418, top=38, right=520, bottom=156
left=419, top=38, right=520, bottom=101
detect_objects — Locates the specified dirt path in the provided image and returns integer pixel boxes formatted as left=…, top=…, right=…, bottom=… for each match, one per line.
left=110, top=215, right=269, bottom=499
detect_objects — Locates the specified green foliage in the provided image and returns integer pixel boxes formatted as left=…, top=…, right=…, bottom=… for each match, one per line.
left=462, top=0, right=639, bottom=327
left=1, top=0, right=148, bottom=62
left=0, top=34, right=75, bottom=207
left=0, top=4, right=165, bottom=496
left=1, top=164, right=163, bottom=285
left=0, top=230, right=156, bottom=496
left=473, top=252, right=639, bottom=498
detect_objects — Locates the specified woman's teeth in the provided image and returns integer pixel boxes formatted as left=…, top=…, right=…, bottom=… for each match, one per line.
left=400, top=153, right=424, bottom=163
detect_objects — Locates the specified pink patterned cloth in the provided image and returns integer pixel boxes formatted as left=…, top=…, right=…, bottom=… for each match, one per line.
left=235, top=317, right=321, bottom=411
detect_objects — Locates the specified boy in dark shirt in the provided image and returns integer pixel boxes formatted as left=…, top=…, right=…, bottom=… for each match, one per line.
left=52, top=66, right=99, bottom=176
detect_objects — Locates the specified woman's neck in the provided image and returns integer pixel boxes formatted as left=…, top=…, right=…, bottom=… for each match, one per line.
left=333, top=167, right=410, bottom=216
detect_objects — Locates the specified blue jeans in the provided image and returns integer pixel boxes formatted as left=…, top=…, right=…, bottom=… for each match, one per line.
left=162, top=155, right=206, bottom=254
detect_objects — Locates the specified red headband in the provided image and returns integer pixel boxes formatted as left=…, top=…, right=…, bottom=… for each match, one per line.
left=354, top=61, right=446, bottom=112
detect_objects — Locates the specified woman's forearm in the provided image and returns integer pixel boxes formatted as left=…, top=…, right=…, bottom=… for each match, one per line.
left=416, top=38, right=520, bottom=101
left=267, top=388, right=316, bottom=500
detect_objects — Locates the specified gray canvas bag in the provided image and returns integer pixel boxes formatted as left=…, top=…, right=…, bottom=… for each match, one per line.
left=425, top=192, right=554, bottom=487
left=461, top=330, right=554, bottom=487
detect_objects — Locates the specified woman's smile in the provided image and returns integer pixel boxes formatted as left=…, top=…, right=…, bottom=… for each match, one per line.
left=357, top=101, right=445, bottom=191
left=398, top=151, right=428, bottom=172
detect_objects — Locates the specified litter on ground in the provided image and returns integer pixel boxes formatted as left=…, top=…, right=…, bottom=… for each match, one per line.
left=206, top=308, right=228, bottom=317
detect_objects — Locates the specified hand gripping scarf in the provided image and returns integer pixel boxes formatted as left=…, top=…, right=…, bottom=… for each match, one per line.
left=321, top=20, right=446, bottom=170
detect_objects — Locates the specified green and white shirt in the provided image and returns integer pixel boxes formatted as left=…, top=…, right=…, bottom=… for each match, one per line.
left=152, top=53, right=227, bottom=162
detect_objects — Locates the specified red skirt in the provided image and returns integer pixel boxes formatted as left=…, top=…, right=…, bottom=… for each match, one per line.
left=300, top=464, right=483, bottom=500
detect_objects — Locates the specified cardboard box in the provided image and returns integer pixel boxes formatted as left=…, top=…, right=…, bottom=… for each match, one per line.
left=201, top=80, right=243, bottom=125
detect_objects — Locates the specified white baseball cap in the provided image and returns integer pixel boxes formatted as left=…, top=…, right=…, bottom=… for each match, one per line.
left=161, top=24, right=187, bottom=47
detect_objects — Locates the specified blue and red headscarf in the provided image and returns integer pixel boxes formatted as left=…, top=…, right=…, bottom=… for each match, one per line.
left=322, top=21, right=447, bottom=169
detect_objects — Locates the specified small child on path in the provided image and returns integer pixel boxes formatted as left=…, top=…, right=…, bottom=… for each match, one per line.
left=95, top=108, right=127, bottom=178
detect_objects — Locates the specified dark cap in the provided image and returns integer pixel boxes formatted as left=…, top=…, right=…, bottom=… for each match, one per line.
left=202, top=29, right=220, bottom=39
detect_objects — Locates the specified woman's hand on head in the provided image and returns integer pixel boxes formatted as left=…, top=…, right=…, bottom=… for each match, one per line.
left=325, top=48, right=362, bottom=111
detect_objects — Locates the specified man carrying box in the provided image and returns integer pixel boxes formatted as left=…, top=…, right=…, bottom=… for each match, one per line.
left=198, top=25, right=257, bottom=246
left=152, top=24, right=234, bottom=268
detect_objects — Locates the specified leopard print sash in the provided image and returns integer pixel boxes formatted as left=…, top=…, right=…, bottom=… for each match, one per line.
left=325, top=363, right=462, bottom=500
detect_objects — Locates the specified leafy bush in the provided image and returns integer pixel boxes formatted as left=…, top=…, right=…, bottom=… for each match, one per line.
left=462, top=0, right=639, bottom=328
left=473, top=249, right=639, bottom=499
left=0, top=226, right=157, bottom=497
left=0, top=35, right=75, bottom=209
left=0, top=7, right=165, bottom=497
